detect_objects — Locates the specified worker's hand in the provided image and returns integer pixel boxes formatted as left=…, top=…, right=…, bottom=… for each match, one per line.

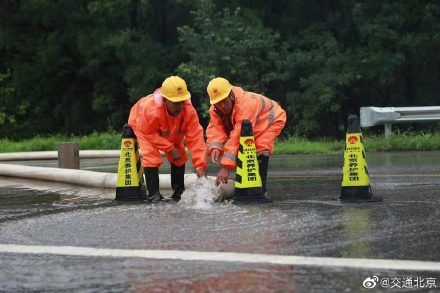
left=210, top=149, right=221, bottom=165
left=168, top=147, right=181, bottom=162
left=216, top=167, right=229, bottom=186
left=195, top=168, right=207, bottom=178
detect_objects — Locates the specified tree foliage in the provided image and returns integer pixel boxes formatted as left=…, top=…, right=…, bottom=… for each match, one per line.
left=0, top=69, right=27, bottom=134
left=177, top=0, right=284, bottom=119
left=0, top=0, right=439, bottom=138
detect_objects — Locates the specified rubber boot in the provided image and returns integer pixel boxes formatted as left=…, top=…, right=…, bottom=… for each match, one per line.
left=171, top=163, right=185, bottom=201
left=144, top=167, right=166, bottom=203
left=257, top=155, right=269, bottom=196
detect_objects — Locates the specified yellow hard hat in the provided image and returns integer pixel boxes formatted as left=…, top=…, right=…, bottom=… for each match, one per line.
left=207, top=77, right=233, bottom=105
left=161, top=76, right=191, bottom=102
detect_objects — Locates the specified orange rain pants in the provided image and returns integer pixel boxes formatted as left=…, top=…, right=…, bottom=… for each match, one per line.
left=128, top=88, right=207, bottom=169
left=206, top=86, right=286, bottom=170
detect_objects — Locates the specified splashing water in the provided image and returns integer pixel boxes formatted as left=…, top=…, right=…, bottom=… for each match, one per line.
left=178, top=177, right=220, bottom=209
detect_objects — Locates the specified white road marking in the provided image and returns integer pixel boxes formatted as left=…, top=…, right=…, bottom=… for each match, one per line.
left=0, top=244, right=439, bottom=271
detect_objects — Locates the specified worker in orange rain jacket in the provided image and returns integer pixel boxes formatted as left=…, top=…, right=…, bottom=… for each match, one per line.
left=206, top=77, right=286, bottom=196
left=128, top=76, right=207, bottom=203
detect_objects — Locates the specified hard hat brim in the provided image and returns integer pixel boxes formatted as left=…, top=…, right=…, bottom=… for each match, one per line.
left=210, top=88, right=232, bottom=105
left=162, top=91, right=191, bottom=102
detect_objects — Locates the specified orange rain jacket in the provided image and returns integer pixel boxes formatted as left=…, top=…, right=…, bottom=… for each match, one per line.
left=128, top=88, right=207, bottom=169
left=206, top=87, right=286, bottom=170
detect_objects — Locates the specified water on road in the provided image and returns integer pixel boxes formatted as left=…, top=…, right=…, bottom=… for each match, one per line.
left=0, top=152, right=439, bottom=292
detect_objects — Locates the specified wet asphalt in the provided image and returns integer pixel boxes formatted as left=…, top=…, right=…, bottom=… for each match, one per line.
left=0, top=152, right=439, bottom=292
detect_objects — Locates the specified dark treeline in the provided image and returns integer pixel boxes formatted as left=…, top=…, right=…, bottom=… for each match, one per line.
left=0, top=0, right=439, bottom=139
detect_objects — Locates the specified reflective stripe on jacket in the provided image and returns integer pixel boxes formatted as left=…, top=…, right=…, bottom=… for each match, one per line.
left=128, top=88, right=207, bottom=169
left=206, top=87, right=286, bottom=170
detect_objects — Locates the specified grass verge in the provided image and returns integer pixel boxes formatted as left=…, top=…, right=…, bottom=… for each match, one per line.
left=275, top=133, right=440, bottom=154
left=0, top=132, right=120, bottom=153
left=0, top=132, right=439, bottom=154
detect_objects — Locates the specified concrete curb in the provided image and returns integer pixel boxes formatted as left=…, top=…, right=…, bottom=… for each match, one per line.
left=0, top=150, right=178, bottom=161
left=0, top=150, right=122, bottom=161
left=0, top=164, right=234, bottom=199
left=0, top=163, right=117, bottom=188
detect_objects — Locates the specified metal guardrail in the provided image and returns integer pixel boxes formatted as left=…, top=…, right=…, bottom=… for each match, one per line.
left=360, top=106, right=440, bottom=136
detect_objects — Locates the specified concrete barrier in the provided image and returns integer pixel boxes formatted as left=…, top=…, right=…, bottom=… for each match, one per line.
left=0, top=164, right=234, bottom=199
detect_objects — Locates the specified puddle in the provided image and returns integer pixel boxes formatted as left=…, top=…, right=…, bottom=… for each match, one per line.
left=1, top=153, right=440, bottom=291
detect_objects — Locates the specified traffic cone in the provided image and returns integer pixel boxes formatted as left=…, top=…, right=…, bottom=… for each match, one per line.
left=234, top=120, right=271, bottom=203
left=340, top=115, right=382, bottom=202
left=115, top=124, right=147, bottom=201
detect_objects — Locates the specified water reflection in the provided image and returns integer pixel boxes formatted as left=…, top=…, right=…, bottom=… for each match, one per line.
left=342, top=208, right=372, bottom=258
left=0, top=182, right=115, bottom=223
left=126, top=262, right=297, bottom=292
left=1, top=152, right=440, bottom=291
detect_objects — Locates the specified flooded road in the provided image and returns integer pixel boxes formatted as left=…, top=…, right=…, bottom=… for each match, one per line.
left=0, top=152, right=439, bottom=292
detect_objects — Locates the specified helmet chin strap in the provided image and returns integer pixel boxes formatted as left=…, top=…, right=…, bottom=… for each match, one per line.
left=230, top=91, right=235, bottom=104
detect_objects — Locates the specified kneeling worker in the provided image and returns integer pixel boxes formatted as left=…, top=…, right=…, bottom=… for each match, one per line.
left=128, top=76, right=207, bottom=203
left=206, top=77, right=286, bottom=195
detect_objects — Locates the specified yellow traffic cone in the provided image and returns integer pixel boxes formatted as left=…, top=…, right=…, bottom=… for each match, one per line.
left=115, top=124, right=146, bottom=201
left=234, top=120, right=271, bottom=203
left=340, top=115, right=381, bottom=202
